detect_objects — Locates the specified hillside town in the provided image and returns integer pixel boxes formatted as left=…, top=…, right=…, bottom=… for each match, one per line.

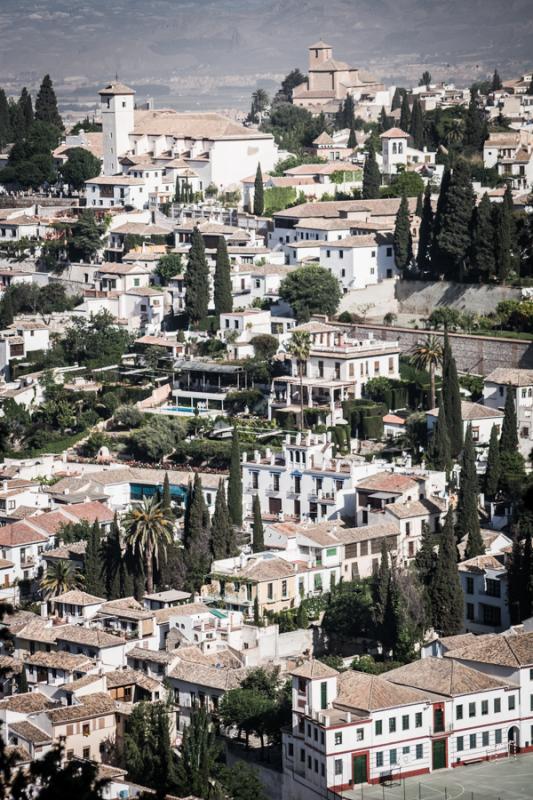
left=0, top=28, right=531, bottom=800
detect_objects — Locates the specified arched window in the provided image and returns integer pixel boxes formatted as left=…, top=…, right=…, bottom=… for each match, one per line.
left=398, top=143, right=403, bottom=154
left=392, top=142, right=397, bottom=154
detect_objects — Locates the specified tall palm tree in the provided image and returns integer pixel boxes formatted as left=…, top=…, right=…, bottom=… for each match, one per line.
left=410, top=335, right=443, bottom=410
left=287, top=330, right=312, bottom=431
left=40, top=559, right=84, bottom=600
left=122, top=496, right=174, bottom=594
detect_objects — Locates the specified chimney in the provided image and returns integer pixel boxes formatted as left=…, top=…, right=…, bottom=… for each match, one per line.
left=40, top=601, right=48, bottom=618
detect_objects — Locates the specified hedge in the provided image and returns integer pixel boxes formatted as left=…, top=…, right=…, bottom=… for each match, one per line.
left=361, top=415, right=384, bottom=440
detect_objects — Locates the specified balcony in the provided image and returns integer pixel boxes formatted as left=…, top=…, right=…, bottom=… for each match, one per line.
left=266, top=485, right=281, bottom=496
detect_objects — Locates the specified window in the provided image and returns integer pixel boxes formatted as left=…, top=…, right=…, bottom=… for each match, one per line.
left=494, top=698, right=501, bottom=713
left=320, top=682, right=327, bottom=710
left=482, top=731, right=489, bottom=747
left=339, top=250, right=344, bottom=259
left=389, top=749, right=397, bottom=765
left=386, top=247, right=392, bottom=257
left=389, top=717, right=396, bottom=733
left=456, top=704, right=463, bottom=720
left=267, top=583, right=273, bottom=600
left=251, top=472, right=259, bottom=489
left=457, top=736, right=464, bottom=752
left=402, top=715, right=409, bottom=731
left=326, top=250, right=330, bottom=258
left=82, top=747, right=90, bottom=759
left=405, top=522, right=411, bottom=537
left=288, top=743, right=294, bottom=757
left=469, top=703, right=475, bottom=718
left=495, top=729, right=502, bottom=745
left=415, top=712, right=422, bottom=728
left=300, top=748, right=305, bottom=762
left=530, top=694, right=533, bottom=712
left=281, top=580, right=287, bottom=598
left=509, top=695, right=516, bottom=711
left=486, top=579, right=501, bottom=598
left=307, top=755, right=311, bottom=769
left=313, top=727, right=317, bottom=741
left=335, top=732, right=342, bottom=745
left=530, top=668, right=533, bottom=680
left=326, top=547, right=337, bottom=557
left=481, top=700, right=488, bottom=716
left=471, top=426, right=480, bottom=442
left=469, top=734, right=476, bottom=749
left=314, top=759, right=318, bottom=773
left=334, top=759, right=342, bottom=776
left=375, top=719, right=382, bottom=736
left=466, top=577, right=474, bottom=594
left=374, top=360, right=380, bottom=374
left=66, top=750, right=74, bottom=760
left=356, top=728, right=364, bottom=741
left=376, top=751, right=383, bottom=767
left=466, top=603, right=475, bottom=621
left=82, top=724, right=90, bottom=737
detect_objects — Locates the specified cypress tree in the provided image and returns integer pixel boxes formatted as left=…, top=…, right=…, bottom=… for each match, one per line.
left=213, top=237, right=233, bottom=317
left=470, top=193, right=496, bottom=280
left=227, top=427, right=243, bottom=527
left=430, top=508, right=464, bottom=635
left=464, top=91, right=485, bottom=151
left=85, top=520, right=105, bottom=596
left=429, top=398, right=452, bottom=473
left=16, top=665, right=28, bottom=694
left=457, top=426, right=484, bottom=557
left=35, top=74, right=63, bottom=129
left=399, top=94, right=411, bottom=132
left=393, top=195, right=413, bottom=274
left=493, top=186, right=514, bottom=282
left=442, top=331, right=463, bottom=458
left=296, top=602, right=308, bottom=628
left=0, top=292, right=14, bottom=328
left=415, top=192, right=423, bottom=218
left=414, top=522, right=436, bottom=586
left=417, top=184, right=434, bottom=273
left=162, top=472, right=172, bottom=514
left=507, top=532, right=523, bottom=624
left=253, top=596, right=261, bottom=626
left=430, top=166, right=451, bottom=275
left=492, top=69, right=502, bottom=91
left=342, top=94, right=355, bottom=127
left=210, top=479, right=234, bottom=560
left=372, top=540, right=390, bottom=627
left=252, top=494, right=264, bottom=553
left=520, top=531, right=533, bottom=620
left=391, top=87, right=405, bottom=111
left=437, top=158, right=475, bottom=280
left=104, top=514, right=122, bottom=600
left=183, top=473, right=211, bottom=592
left=409, top=97, right=424, bottom=150
left=174, top=176, right=181, bottom=203
left=253, top=163, right=264, bottom=216
left=378, top=106, right=390, bottom=134
left=18, top=87, right=33, bottom=133
left=500, top=389, right=518, bottom=454
left=484, top=424, right=501, bottom=500
left=347, top=120, right=356, bottom=149
left=0, top=89, right=11, bottom=149
left=362, top=142, right=381, bottom=199
left=184, top=227, right=209, bottom=328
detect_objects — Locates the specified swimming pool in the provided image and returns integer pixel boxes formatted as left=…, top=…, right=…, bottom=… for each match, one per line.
left=159, top=405, right=210, bottom=415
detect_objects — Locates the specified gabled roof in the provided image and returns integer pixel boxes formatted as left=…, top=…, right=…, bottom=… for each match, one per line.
left=99, top=81, right=135, bottom=96
left=55, top=625, right=125, bottom=649
left=356, top=471, right=418, bottom=494
left=9, top=721, right=52, bottom=745
left=46, top=692, right=116, bottom=723
left=485, top=368, right=533, bottom=387
left=313, top=131, right=335, bottom=145
left=445, top=632, right=533, bottom=668
left=380, top=127, right=409, bottom=139
left=386, top=656, right=510, bottom=698
left=51, top=590, right=105, bottom=606
left=0, top=522, right=48, bottom=547
left=291, top=659, right=338, bottom=679
left=309, top=40, right=332, bottom=49
left=334, top=671, right=427, bottom=712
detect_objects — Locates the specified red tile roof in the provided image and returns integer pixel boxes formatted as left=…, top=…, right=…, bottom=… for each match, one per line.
left=0, top=522, right=48, bottom=547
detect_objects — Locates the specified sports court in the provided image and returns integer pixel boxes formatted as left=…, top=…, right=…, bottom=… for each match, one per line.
left=337, top=752, right=533, bottom=800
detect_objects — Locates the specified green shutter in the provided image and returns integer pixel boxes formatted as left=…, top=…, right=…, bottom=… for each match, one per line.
left=320, top=681, right=327, bottom=709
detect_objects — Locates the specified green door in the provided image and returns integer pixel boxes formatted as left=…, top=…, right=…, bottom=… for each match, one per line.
left=353, top=754, right=367, bottom=785
left=432, top=739, right=446, bottom=770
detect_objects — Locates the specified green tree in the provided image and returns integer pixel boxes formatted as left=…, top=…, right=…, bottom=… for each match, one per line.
left=154, top=253, right=182, bottom=286
left=409, top=96, right=424, bottom=150
left=103, top=514, right=122, bottom=600
left=470, top=193, right=496, bottom=280
left=279, top=264, right=341, bottom=323
left=419, top=71, right=432, bottom=88
left=60, top=147, right=101, bottom=190
left=417, top=184, right=434, bottom=272
left=429, top=399, right=452, bottom=473
left=253, top=163, right=265, bottom=216
left=124, top=701, right=177, bottom=798
left=123, top=496, right=174, bottom=594
left=16, top=664, right=28, bottom=694
left=66, top=209, right=106, bottom=262
left=500, top=388, right=519, bottom=454
left=485, top=424, right=501, bottom=500
left=393, top=194, right=413, bottom=274
left=84, top=520, right=105, bottom=597
left=175, top=708, right=220, bottom=799
left=280, top=68, right=307, bottom=101
left=347, top=120, right=356, bottom=149
left=391, top=87, right=406, bottom=111
left=35, top=74, right=63, bottom=129
left=213, top=237, right=233, bottom=316
left=0, top=88, right=11, bottom=148
left=399, top=94, right=411, bottom=132
left=430, top=508, right=464, bottom=635
left=372, top=540, right=390, bottom=630
left=442, top=331, right=463, bottom=458
left=430, top=166, right=451, bottom=276
left=18, top=87, right=34, bottom=133
left=228, top=428, right=243, bottom=527
left=162, top=472, right=172, bottom=514
left=211, top=479, right=236, bottom=560
left=456, top=426, right=484, bottom=557
left=437, top=159, right=475, bottom=280
left=410, top=334, right=443, bottom=410
left=218, top=762, right=266, bottom=800
left=508, top=533, right=523, bottom=623
left=414, top=522, right=436, bottom=586
left=252, top=494, right=264, bottom=553
left=492, top=69, right=502, bottom=91
left=493, top=185, right=514, bottom=282
left=287, top=330, right=312, bottom=431
left=184, top=227, right=210, bottom=327
left=362, top=142, right=381, bottom=199
left=183, top=474, right=211, bottom=591
left=40, top=560, right=84, bottom=599
left=464, top=91, right=486, bottom=151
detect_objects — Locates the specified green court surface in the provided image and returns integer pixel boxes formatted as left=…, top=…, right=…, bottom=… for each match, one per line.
left=337, top=752, right=533, bottom=800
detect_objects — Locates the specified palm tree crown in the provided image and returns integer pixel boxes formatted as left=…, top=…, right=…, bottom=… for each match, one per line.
left=40, top=559, right=84, bottom=599
left=410, top=335, right=443, bottom=410
left=287, top=330, right=312, bottom=431
left=122, top=496, right=174, bottom=594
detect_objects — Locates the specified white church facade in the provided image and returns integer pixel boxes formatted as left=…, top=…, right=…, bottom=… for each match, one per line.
left=85, top=81, right=278, bottom=210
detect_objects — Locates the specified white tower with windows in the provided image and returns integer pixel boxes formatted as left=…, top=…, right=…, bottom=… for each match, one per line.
left=99, top=81, right=135, bottom=176
left=380, top=127, right=409, bottom=175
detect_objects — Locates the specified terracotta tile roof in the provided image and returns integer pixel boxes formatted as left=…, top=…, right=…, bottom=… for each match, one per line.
left=356, top=471, right=418, bottom=493
left=214, top=556, right=295, bottom=583
left=386, top=657, right=510, bottom=698
left=445, top=631, right=533, bottom=668
left=63, top=502, right=116, bottom=524
left=385, top=497, right=446, bottom=520
left=484, top=367, right=533, bottom=387
left=25, top=651, right=94, bottom=671
left=0, top=522, right=48, bottom=547
left=6, top=745, right=31, bottom=763
left=100, top=597, right=153, bottom=621
left=335, top=671, right=427, bottom=712
left=106, top=668, right=161, bottom=692
left=154, top=602, right=210, bottom=623
left=437, top=633, right=477, bottom=649
left=0, top=692, right=55, bottom=713
left=127, top=646, right=181, bottom=665
left=458, top=554, right=506, bottom=573
left=380, top=127, right=409, bottom=138
left=46, top=692, right=116, bottom=723
left=9, top=721, right=51, bottom=745
left=291, top=659, right=338, bottom=679
left=99, top=81, right=135, bottom=96
left=56, top=625, right=126, bottom=649
left=133, top=109, right=271, bottom=141
left=169, top=661, right=248, bottom=691
left=427, top=400, right=504, bottom=421
left=52, top=590, right=105, bottom=606
left=15, top=620, right=61, bottom=645
left=64, top=674, right=102, bottom=692
left=274, top=198, right=416, bottom=220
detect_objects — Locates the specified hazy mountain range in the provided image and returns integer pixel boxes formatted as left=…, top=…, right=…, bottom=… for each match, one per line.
left=1, top=0, right=532, bottom=112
